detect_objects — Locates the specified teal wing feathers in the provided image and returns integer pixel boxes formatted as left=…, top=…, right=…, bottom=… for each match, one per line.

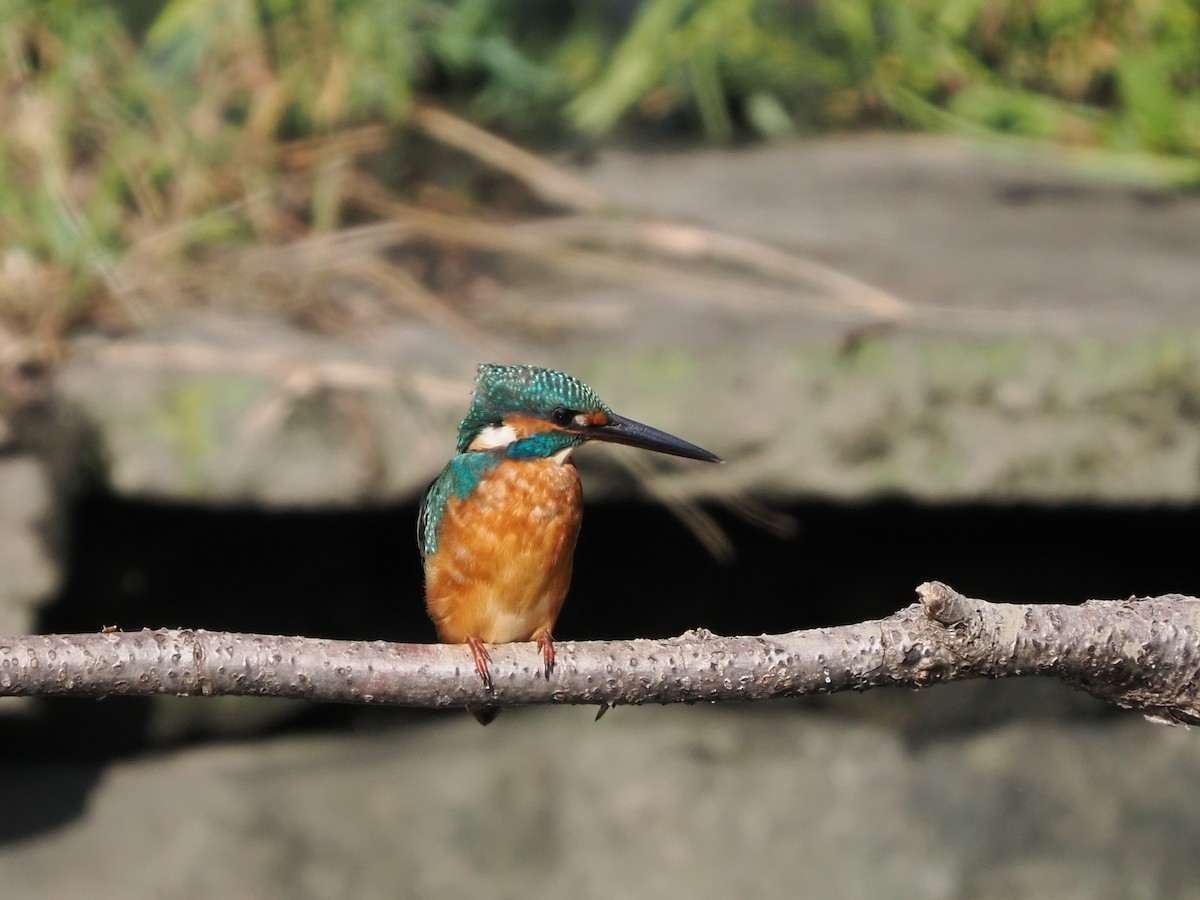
left=418, top=451, right=502, bottom=557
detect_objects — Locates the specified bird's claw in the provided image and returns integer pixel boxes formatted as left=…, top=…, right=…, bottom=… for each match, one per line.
left=466, top=636, right=493, bottom=692
left=535, top=632, right=555, bottom=680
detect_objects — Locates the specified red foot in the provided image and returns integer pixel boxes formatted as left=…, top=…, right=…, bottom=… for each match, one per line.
left=466, top=636, right=493, bottom=692
left=535, top=632, right=556, bottom=680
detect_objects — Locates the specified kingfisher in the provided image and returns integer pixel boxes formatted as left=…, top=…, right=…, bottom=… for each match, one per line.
left=420, top=364, right=721, bottom=724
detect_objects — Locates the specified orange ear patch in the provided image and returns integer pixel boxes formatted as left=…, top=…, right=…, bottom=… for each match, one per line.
left=498, top=410, right=609, bottom=435
left=501, top=414, right=556, bottom=437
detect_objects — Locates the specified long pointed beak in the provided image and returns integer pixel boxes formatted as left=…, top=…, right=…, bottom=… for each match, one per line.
left=581, top=413, right=722, bottom=463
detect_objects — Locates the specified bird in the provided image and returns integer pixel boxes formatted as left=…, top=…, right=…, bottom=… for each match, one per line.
left=420, top=364, right=722, bottom=724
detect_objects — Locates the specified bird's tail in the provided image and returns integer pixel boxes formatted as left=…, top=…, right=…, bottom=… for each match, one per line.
left=468, top=703, right=500, bottom=726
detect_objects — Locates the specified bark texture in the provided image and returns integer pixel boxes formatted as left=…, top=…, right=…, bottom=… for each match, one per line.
left=1, top=582, right=1197, bottom=722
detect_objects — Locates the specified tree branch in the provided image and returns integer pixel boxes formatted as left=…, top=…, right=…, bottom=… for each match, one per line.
left=3, top=582, right=1198, bottom=723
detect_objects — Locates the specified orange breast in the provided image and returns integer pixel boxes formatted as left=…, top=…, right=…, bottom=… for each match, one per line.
left=424, top=457, right=583, bottom=646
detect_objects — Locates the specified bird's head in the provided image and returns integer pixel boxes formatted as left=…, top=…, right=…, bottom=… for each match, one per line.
left=456, top=364, right=722, bottom=463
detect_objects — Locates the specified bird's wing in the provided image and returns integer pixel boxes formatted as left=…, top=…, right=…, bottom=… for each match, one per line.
left=417, top=479, right=434, bottom=559
left=418, top=452, right=502, bottom=558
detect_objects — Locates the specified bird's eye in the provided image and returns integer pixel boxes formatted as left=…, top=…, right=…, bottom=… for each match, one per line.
left=551, top=406, right=573, bottom=426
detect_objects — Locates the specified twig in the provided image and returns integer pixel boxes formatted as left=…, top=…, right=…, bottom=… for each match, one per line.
left=610, top=451, right=735, bottom=561
left=340, top=174, right=879, bottom=319
left=83, top=340, right=466, bottom=399
left=409, top=104, right=610, bottom=213
left=517, top=216, right=912, bottom=322
left=1, top=583, right=1198, bottom=723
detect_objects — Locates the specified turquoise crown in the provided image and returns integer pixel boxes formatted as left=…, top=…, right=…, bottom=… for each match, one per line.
left=456, top=364, right=611, bottom=452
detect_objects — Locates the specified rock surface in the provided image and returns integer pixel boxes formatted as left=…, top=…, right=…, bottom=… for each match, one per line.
left=1, top=697, right=1197, bottom=899
left=34, top=136, right=1200, bottom=511
left=0, top=458, right=60, bottom=635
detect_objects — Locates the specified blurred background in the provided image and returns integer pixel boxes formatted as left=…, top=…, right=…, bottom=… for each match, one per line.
left=2, top=1, right=1200, bottom=897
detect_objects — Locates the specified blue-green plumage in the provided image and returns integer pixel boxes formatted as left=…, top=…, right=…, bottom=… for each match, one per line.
left=456, top=365, right=611, bottom=452
left=505, top=430, right=583, bottom=460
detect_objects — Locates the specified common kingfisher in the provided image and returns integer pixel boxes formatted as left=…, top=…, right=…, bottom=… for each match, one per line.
left=420, top=364, right=721, bottom=724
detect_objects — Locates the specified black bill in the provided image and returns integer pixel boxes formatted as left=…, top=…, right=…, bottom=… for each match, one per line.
left=582, top=413, right=722, bottom=463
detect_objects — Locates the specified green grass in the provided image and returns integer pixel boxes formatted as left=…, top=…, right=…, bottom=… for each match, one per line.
left=1, top=0, right=1198, bottom=342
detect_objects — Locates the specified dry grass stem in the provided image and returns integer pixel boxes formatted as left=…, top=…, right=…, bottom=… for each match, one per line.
left=410, top=104, right=609, bottom=213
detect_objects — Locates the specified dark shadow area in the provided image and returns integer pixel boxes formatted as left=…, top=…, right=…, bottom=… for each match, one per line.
left=42, top=493, right=1200, bottom=645
left=0, top=763, right=104, bottom=844
left=14, top=492, right=1199, bottom=756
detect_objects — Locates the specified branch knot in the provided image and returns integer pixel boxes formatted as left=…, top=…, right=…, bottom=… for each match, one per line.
left=918, top=581, right=974, bottom=627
